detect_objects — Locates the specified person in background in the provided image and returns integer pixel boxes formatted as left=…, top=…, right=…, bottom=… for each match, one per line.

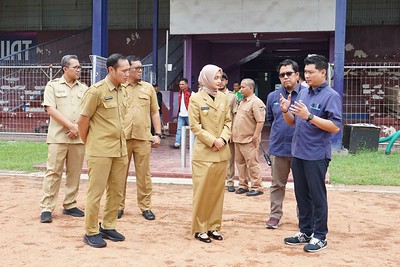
left=151, top=84, right=165, bottom=138
left=189, top=64, right=231, bottom=243
left=118, top=55, right=162, bottom=221
left=280, top=55, right=341, bottom=253
left=78, top=53, right=130, bottom=248
left=265, top=59, right=306, bottom=229
left=299, top=72, right=309, bottom=88
left=218, top=72, right=237, bottom=192
left=232, top=81, right=242, bottom=102
left=232, top=78, right=266, bottom=197
left=40, top=55, right=87, bottom=223
left=170, top=78, right=191, bottom=149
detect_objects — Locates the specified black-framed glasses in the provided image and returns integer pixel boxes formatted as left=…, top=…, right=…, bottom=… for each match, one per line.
left=278, top=71, right=294, bottom=78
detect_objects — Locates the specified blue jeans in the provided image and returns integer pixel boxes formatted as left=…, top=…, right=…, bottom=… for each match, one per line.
left=175, top=116, right=189, bottom=145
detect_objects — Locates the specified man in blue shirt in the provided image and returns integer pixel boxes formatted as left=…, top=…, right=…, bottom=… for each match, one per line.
left=265, top=59, right=306, bottom=229
left=280, top=55, right=342, bottom=253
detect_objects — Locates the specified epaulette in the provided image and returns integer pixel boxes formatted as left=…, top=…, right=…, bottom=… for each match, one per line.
left=49, top=78, right=60, bottom=83
left=92, top=80, right=105, bottom=88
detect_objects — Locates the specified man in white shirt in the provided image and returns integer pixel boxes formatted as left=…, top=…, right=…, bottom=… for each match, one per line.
left=170, top=78, right=191, bottom=149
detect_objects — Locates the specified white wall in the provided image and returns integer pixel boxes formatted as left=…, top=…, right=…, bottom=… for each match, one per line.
left=170, top=0, right=335, bottom=34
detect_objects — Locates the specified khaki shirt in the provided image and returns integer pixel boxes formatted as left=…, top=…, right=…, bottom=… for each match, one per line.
left=42, top=76, right=88, bottom=144
left=123, top=80, right=159, bottom=141
left=189, top=89, right=231, bottom=162
left=232, top=93, right=266, bottom=144
left=80, top=76, right=127, bottom=157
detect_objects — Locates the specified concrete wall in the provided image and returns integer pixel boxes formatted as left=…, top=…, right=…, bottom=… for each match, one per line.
left=170, top=0, right=335, bottom=34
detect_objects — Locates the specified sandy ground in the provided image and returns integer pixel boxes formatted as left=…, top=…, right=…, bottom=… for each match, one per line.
left=1, top=173, right=400, bottom=267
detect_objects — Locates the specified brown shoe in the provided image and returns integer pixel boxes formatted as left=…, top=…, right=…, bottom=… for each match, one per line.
left=266, top=217, right=280, bottom=229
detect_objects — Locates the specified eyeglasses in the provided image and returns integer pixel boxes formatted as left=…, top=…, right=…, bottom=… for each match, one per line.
left=278, top=71, right=294, bottom=78
left=131, top=66, right=143, bottom=71
left=70, top=66, right=81, bottom=71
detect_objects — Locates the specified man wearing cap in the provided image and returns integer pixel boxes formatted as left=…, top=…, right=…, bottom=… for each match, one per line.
left=218, top=72, right=238, bottom=192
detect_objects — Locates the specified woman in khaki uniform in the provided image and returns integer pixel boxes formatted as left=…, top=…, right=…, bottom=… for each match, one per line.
left=189, top=64, right=231, bottom=243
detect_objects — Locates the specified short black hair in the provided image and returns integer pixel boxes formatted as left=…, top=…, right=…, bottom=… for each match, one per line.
left=179, top=78, right=188, bottom=84
left=107, top=53, right=127, bottom=69
left=127, top=55, right=141, bottom=65
left=276, top=59, right=299, bottom=73
left=304, top=55, right=328, bottom=71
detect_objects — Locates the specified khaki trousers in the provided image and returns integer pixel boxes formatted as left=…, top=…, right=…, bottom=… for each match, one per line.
left=40, top=143, right=85, bottom=212
left=191, top=160, right=226, bottom=235
left=120, top=139, right=152, bottom=212
left=226, top=142, right=235, bottom=186
left=235, top=142, right=263, bottom=192
left=85, top=155, right=128, bottom=236
left=269, top=155, right=292, bottom=219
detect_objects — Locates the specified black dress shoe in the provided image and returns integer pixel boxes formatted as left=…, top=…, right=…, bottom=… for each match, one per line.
left=63, top=207, right=84, bottom=217
left=207, top=230, right=223, bottom=241
left=169, top=144, right=180, bottom=149
left=195, top=232, right=211, bottom=243
left=99, top=223, right=125, bottom=242
left=246, top=190, right=264, bottom=196
left=227, top=185, right=235, bottom=192
left=117, top=209, right=124, bottom=219
left=40, top=211, right=52, bottom=223
left=83, top=234, right=107, bottom=248
left=235, top=188, right=249, bottom=194
left=142, top=210, right=155, bottom=220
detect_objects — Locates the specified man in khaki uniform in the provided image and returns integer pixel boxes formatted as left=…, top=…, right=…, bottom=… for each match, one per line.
left=40, top=55, right=87, bottom=223
left=232, top=78, right=266, bottom=196
left=78, top=53, right=130, bottom=248
left=218, top=72, right=237, bottom=192
left=118, top=55, right=162, bottom=220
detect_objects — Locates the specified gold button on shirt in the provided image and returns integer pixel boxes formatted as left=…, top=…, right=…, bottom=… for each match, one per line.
left=232, top=94, right=266, bottom=143
left=42, top=76, right=88, bottom=144
left=123, top=81, right=159, bottom=141
left=80, top=77, right=128, bottom=157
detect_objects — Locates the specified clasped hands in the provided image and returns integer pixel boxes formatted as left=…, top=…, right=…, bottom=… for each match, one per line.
left=66, top=124, right=79, bottom=139
left=211, top=137, right=226, bottom=152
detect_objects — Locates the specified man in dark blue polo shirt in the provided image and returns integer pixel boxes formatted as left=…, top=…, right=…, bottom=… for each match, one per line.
left=279, top=55, right=342, bottom=253
left=266, top=59, right=306, bottom=229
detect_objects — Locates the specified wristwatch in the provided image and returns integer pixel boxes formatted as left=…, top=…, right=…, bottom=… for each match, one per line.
left=306, top=113, right=314, bottom=122
left=155, top=133, right=162, bottom=138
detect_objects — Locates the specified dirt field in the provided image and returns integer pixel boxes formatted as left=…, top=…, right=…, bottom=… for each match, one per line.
left=1, top=173, right=400, bottom=267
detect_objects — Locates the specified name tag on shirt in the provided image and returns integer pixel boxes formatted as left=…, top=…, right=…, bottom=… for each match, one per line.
left=104, top=96, right=113, bottom=101
left=201, top=106, right=210, bottom=110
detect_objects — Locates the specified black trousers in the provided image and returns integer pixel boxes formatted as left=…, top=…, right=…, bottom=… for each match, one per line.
left=291, top=157, right=329, bottom=240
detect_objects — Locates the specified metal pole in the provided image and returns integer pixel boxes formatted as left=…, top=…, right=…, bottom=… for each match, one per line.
left=180, top=126, right=187, bottom=168
left=189, top=129, right=195, bottom=170
left=164, top=30, right=169, bottom=91
left=152, top=0, right=159, bottom=82
left=333, top=0, right=347, bottom=150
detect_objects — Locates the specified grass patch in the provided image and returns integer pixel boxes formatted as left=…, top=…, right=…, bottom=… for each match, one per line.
left=0, top=141, right=47, bottom=172
left=330, top=150, right=400, bottom=186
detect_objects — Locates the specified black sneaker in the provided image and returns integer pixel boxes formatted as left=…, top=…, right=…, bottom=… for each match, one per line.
left=63, top=207, right=84, bottom=217
left=40, top=211, right=52, bottom=223
left=83, top=234, right=107, bottom=248
left=117, top=209, right=124, bottom=219
left=304, top=237, right=328, bottom=252
left=284, top=232, right=312, bottom=245
left=99, top=224, right=125, bottom=242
